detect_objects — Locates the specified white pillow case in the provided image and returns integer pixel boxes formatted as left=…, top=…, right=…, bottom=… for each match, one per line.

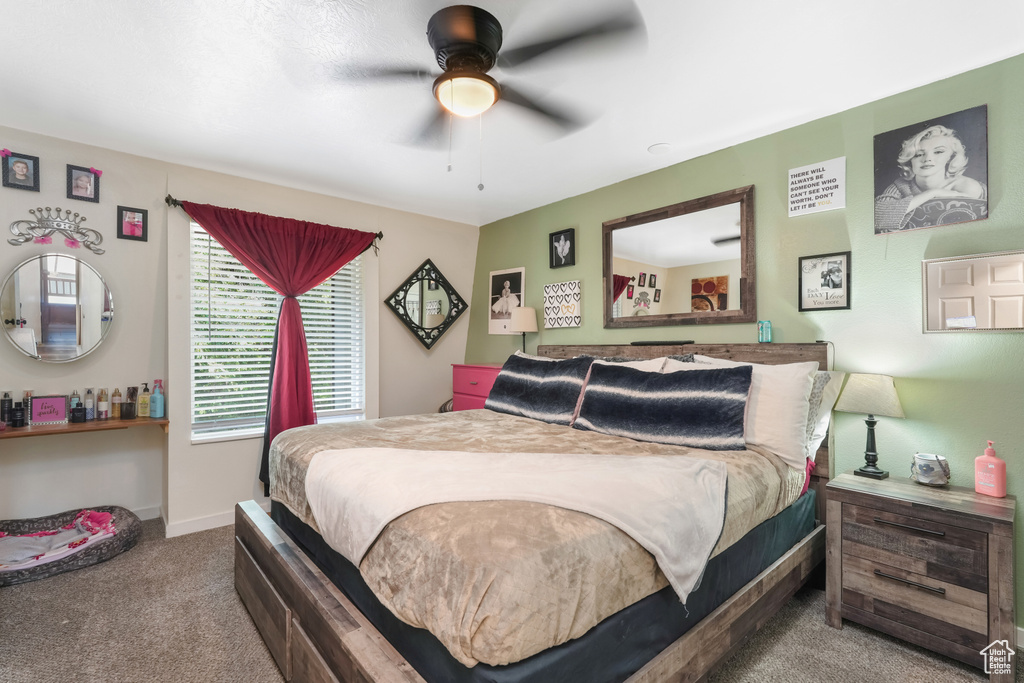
left=805, top=371, right=845, bottom=461
left=662, top=355, right=818, bottom=470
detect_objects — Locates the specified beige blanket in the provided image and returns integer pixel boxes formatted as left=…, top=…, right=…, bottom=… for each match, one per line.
left=305, top=448, right=727, bottom=603
left=271, top=410, right=804, bottom=667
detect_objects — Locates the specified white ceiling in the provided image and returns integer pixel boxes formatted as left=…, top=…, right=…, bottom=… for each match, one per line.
left=4, top=1, right=1024, bottom=227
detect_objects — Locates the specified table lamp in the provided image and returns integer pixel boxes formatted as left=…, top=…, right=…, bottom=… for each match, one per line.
left=509, top=306, right=538, bottom=353
left=834, top=373, right=904, bottom=479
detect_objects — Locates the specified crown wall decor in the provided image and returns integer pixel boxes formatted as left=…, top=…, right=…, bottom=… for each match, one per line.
left=8, top=206, right=104, bottom=254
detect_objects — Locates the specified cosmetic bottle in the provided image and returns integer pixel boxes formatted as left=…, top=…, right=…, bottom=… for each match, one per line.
left=150, top=380, right=165, bottom=419
left=10, top=402, right=25, bottom=428
left=139, top=383, right=151, bottom=418
left=23, top=390, right=33, bottom=424
left=97, top=388, right=110, bottom=420
left=122, top=387, right=138, bottom=420
left=69, top=389, right=81, bottom=409
left=85, top=388, right=95, bottom=421
left=111, top=388, right=122, bottom=419
left=975, top=440, right=1007, bottom=498
left=0, top=391, right=11, bottom=423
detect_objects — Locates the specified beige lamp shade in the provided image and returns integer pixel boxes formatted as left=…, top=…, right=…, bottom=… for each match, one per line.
left=834, top=373, right=905, bottom=419
left=509, top=306, right=539, bottom=333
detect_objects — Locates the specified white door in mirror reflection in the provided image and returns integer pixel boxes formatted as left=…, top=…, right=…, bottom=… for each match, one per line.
left=926, top=254, right=1024, bottom=330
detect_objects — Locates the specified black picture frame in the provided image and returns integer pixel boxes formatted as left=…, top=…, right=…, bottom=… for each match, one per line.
left=117, top=206, right=148, bottom=242
left=648, top=273, right=657, bottom=288
left=653, top=288, right=661, bottom=303
left=798, top=251, right=851, bottom=311
left=637, top=272, right=646, bottom=288
left=2, top=152, right=40, bottom=192
left=549, top=228, right=576, bottom=268
left=67, top=164, right=100, bottom=203
left=626, top=284, right=634, bottom=299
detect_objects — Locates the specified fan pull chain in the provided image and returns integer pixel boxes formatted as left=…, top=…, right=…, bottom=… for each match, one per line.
left=447, top=110, right=453, bottom=172
left=478, top=114, right=484, bottom=191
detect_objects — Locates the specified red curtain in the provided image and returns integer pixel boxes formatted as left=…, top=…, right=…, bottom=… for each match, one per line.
left=613, top=274, right=631, bottom=302
left=182, top=201, right=377, bottom=494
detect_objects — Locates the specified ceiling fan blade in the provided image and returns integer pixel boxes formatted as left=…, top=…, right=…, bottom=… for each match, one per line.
left=712, top=235, right=741, bottom=246
left=408, top=105, right=450, bottom=147
left=497, top=5, right=644, bottom=69
left=334, top=63, right=434, bottom=83
left=498, top=84, right=582, bottom=131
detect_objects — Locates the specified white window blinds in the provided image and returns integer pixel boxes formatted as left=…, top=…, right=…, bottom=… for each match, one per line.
left=189, top=222, right=365, bottom=437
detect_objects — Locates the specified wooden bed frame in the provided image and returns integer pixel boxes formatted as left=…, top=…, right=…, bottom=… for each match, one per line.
left=235, top=343, right=830, bottom=683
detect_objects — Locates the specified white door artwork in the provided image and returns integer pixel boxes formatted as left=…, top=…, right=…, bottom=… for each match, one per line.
left=925, top=252, right=1024, bottom=330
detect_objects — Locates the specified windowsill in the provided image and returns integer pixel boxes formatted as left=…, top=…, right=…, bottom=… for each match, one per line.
left=189, top=413, right=365, bottom=446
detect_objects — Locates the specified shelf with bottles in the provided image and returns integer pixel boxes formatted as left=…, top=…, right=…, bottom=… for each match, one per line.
left=0, top=416, right=169, bottom=440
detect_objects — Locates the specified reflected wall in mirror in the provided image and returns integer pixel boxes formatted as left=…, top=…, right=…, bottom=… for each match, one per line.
left=603, top=185, right=756, bottom=328
left=922, top=250, right=1024, bottom=332
left=385, top=258, right=466, bottom=349
left=1, top=253, right=114, bottom=362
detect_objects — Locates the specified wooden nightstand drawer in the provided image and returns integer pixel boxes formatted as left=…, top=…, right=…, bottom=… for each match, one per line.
left=841, top=503, right=987, bottom=590
left=842, top=553, right=989, bottom=651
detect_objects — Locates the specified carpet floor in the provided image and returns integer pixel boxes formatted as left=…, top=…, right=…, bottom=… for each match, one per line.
left=0, top=518, right=1013, bottom=682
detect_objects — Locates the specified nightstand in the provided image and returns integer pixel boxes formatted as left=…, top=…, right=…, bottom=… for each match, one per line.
left=826, top=473, right=1016, bottom=681
left=451, top=364, right=502, bottom=411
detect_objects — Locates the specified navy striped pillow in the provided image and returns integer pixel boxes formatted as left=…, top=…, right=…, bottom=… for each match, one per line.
left=485, top=355, right=594, bottom=425
left=572, top=363, right=752, bottom=450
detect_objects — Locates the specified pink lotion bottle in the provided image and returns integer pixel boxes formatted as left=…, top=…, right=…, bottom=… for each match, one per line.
left=975, top=440, right=1006, bottom=498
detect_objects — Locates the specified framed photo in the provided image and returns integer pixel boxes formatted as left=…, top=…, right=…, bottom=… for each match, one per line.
left=488, top=267, right=525, bottom=335
left=799, top=251, right=851, bottom=311
left=427, top=279, right=439, bottom=291
left=648, top=273, right=657, bottom=289
left=67, top=164, right=100, bottom=202
left=117, top=206, right=148, bottom=241
left=637, top=272, right=646, bottom=288
left=549, top=228, right=575, bottom=268
left=2, top=152, right=40, bottom=191
left=874, top=105, right=987, bottom=234
left=626, top=284, right=634, bottom=299
left=692, top=276, right=729, bottom=312
left=653, top=288, right=661, bottom=303
left=30, top=395, right=69, bottom=425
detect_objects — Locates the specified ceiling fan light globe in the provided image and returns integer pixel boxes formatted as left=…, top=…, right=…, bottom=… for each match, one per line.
left=434, top=74, right=498, bottom=117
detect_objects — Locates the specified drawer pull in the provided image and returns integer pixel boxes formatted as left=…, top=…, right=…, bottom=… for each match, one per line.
left=469, top=381, right=478, bottom=385
left=873, top=569, right=946, bottom=595
left=873, top=517, right=945, bottom=537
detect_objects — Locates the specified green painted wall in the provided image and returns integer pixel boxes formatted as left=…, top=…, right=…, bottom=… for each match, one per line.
left=467, top=54, right=1024, bottom=624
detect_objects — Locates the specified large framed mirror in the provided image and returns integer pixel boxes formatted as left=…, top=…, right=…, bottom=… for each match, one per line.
left=603, top=185, right=756, bottom=328
left=385, top=258, right=467, bottom=349
left=1, top=253, right=114, bottom=362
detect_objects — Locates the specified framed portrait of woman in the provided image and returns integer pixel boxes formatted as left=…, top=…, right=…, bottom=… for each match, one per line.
left=488, top=267, right=525, bottom=335
left=67, top=165, right=100, bottom=203
left=873, top=105, right=987, bottom=234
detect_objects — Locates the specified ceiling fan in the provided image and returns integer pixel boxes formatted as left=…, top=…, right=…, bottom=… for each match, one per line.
left=349, top=3, right=645, bottom=143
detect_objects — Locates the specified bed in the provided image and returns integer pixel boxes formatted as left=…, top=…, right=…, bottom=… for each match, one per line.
left=235, top=342, right=832, bottom=683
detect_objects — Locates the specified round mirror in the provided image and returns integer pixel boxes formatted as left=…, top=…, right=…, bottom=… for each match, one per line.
left=1, top=253, right=114, bottom=362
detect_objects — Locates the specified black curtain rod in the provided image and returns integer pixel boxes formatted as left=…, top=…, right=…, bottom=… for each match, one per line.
left=164, top=194, right=384, bottom=241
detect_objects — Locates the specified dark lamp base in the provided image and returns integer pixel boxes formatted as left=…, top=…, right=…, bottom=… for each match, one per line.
left=854, top=465, right=889, bottom=480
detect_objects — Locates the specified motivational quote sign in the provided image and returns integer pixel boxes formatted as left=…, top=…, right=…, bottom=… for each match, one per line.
left=788, top=157, right=846, bottom=217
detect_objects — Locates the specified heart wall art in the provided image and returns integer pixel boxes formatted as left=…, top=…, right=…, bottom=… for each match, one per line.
left=543, top=280, right=582, bottom=328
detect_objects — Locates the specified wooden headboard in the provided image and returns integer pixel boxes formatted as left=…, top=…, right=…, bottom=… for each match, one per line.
left=536, top=342, right=832, bottom=523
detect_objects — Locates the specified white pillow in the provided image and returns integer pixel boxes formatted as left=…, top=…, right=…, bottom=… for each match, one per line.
left=662, top=355, right=818, bottom=470
left=805, top=371, right=845, bottom=460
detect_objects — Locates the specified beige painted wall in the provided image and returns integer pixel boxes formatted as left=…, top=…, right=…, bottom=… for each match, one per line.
left=0, top=125, right=478, bottom=535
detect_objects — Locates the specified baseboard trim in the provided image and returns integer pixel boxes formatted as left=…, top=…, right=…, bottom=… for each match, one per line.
left=132, top=505, right=163, bottom=521
left=164, top=499, right=271, bottom=538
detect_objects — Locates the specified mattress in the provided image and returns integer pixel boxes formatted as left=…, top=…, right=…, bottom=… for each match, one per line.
left=270, top=409, right=805, bottom=667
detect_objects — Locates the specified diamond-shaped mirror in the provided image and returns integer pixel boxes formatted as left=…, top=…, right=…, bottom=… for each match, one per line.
left=384, top=259, right=466, bottom=349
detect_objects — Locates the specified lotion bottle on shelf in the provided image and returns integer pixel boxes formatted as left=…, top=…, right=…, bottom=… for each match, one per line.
left=97, top=388, right=109, bottom=420
left=138, top=383, right=151, bottom=418
left=150, top=380, right=165, bottom=419
left=975, top=440, right=1007, bottom=498
left=85, top=388, right=95, bottom=420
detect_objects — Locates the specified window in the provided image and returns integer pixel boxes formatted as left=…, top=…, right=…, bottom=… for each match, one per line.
left=189, top=222, right=364, bottom=438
